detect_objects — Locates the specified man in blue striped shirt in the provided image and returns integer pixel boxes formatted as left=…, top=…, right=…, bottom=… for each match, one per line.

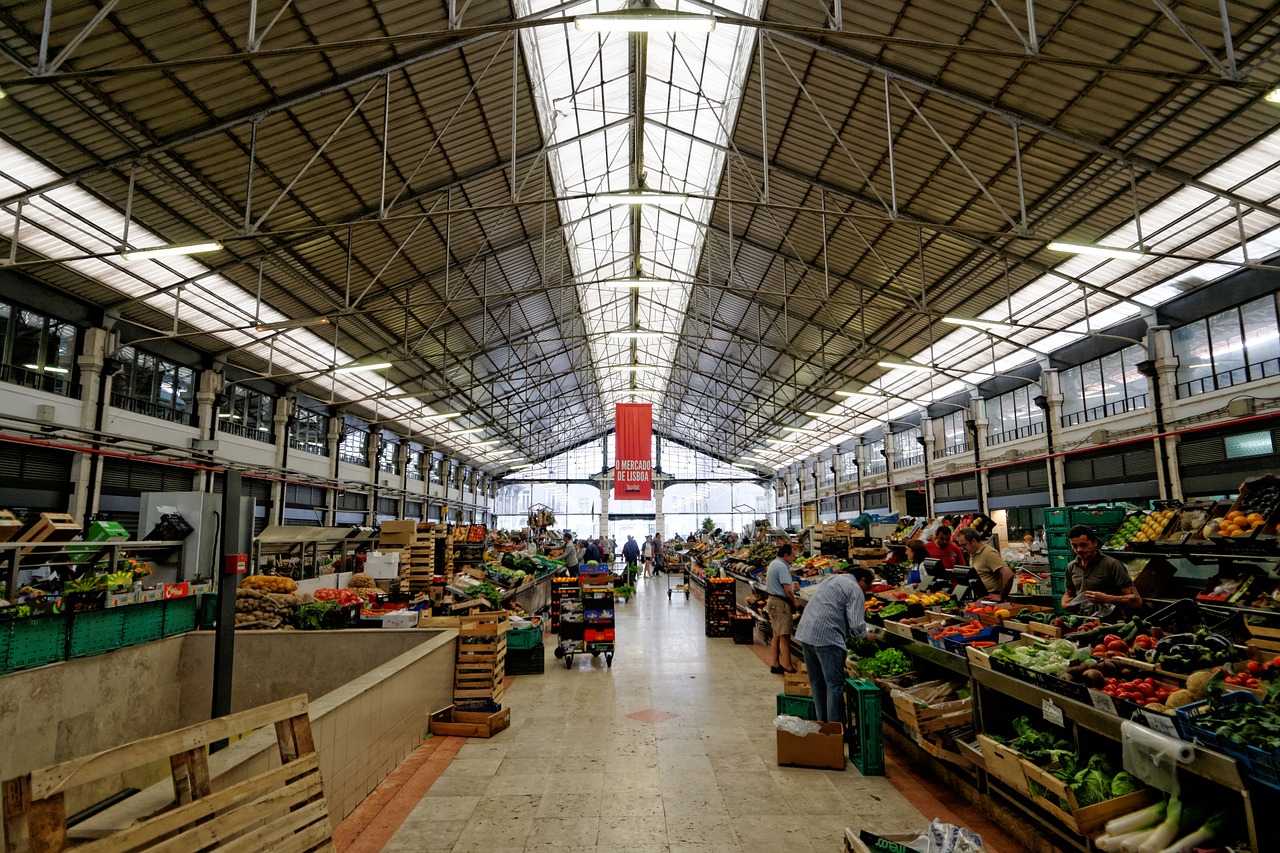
left=794, top=567, right=875, bottom=723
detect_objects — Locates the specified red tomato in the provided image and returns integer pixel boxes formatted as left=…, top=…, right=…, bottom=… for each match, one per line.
left=1248, top=660, right=1262, bottom=675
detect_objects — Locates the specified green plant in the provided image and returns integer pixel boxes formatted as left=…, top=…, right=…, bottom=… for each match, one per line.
left=701, top=516, right=715, bottom=533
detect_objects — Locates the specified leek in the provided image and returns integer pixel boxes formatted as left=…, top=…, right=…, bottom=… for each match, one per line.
left=1155, top=810, right=1230, bottom=853
left=1104, top=800, right=1165, bottom=837
left=1137, top=794, right=1181, bottom=853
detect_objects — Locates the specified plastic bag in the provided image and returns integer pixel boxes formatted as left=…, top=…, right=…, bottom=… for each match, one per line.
left=1067, top=592, right=1116, bottom=620
left=925, top=819, right=986, bottom=853
left=773, top=715, right=821, bottom=736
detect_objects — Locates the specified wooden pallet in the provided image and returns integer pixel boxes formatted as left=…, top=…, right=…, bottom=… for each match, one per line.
left=17, top=513, right=81, bottom=564
left=0, top=510, right=22, bottom=543
left=455, top=613, right=507, bottom=701
left=2, top=694, right=333, bottom=853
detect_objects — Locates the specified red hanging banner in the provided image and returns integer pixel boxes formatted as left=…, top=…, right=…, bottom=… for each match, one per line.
left=614, top=403, right=652, bottom=501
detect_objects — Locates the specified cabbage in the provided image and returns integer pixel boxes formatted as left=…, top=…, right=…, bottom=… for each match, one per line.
left=1047, top=639, right=1077, bottom=657
left=1110, top=771, right=1142, bottom=797
left=1073, top=769, right=1113, bottom=808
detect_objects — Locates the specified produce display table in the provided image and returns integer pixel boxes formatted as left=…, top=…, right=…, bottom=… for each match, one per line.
left=871, top=626, right=1270, bottom=852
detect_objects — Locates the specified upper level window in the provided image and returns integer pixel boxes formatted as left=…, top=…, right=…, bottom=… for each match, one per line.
left=840, top=451, right=857, bottom=480
left=1059, top=345, right=1148, bottom=427
left=864, top=439, right=886, bottom=474
left=339, top=426, right=369, bottom=466
left=984, top=384, right=1043, bottom=446
left=0, top=304, right=79, bottom=397
left=113, top=346, right=196, bottom=425
left=1174, top=295, right=1280, bottom=398
left=937, top=410, right=969, bottom=458
left=428, top=453, right=444, bottom=485
left=289, top=407, right=329, bottom=456
left=893, top=427, right=923, bottom=468
left=406, top=447, right=425, bottom=481
left=218, top=386, right=274, bottom=442
left=377, top=437, right=399, bottom=474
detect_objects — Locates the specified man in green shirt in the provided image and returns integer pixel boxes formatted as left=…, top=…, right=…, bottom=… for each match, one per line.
left=1061, top=525, right=1142, bottom=612
left=956, top=527, right=1014, bottom=601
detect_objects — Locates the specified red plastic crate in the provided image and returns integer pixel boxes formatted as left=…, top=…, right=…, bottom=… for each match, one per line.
left=584, top=628, right=615, bottom=642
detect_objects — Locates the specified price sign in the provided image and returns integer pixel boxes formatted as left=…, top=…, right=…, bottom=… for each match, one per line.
left=1143, top=710, right=1180, bottom=737
left=1042, top=699, right=1065, bottom=727
left=1088, top=690, right=1118, bottom=716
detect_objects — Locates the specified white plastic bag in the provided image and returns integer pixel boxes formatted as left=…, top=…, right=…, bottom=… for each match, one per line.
left=1067, top=592, right=1116, bottom=620
left=773, top=715, right=821, bottom=736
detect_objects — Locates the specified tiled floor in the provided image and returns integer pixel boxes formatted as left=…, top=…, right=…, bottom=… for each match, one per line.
left=366, top=575, right=1017, bottom=852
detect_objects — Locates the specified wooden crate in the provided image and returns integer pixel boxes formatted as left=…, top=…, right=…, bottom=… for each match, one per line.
left=455, top=613, right=508, bottom=701
left=976, top=734, right=1029, bottom=796
left=1, top=695, right=332, bottom=853
left=0, top=510, right=22, bottom=543
left=429, top=705, right=511, bottom=738
left=17, top=513, right=81, bottom=563
left=783, top=673, right=811, bottom=697
left=1020, top=759, right=1161, bottom=835
left=891, top=688, right=973, bottom=735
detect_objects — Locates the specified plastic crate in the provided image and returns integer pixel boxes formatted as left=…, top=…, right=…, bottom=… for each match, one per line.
left=1046, top=531, right=1070, bottom=553
left=1048, top=553, right=1071, bottom=573
left=1148, top=598, right=1242, bottom=640
left=1069, top=506, right=1128, bottom=532
left=69, top=608, right=125, bottom=657
left=776, top=693, right=817, bottom=721
left=940, top=625, right=1017, bottom=655
left=845, top=678, right=885, bottom=775
left=120, top=600, right=166, bottom=646
left=1177, top=691, right=1280, bottom=790
left=507, top=624, right=543, bottom=650
left=3, top=614, right=69, bottom=673
left=731, top=616, right=755, bottom=644
left=197, top=593, right=218, bottom=629
left=1044, top=507, right=1071, bottom=531
left=162, top=596, right=198, bottom=637
left=505, top=643, right=545, bottom=675
left=1051, top=574, right=1067, bottom=599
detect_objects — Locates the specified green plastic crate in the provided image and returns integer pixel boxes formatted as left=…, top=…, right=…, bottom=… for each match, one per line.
left=505, top=643, right=545, bottom=675
left=197, top=594, right=218, bottom=629
left=1046, top=531, right=1070, bottom=552
left=845, top=678, right=884, bottom=775
left=1044, top=507, right=1070, bottom=531
left=1048, top=553, right=1072, bottom=573
left=69, top=608, right=125, bottom=658
left=162, top=596, right=198, bottom=637
left=776, top=693, right=816, bottom=721
left=507, top=624, right=543, bottom=650
left=1069, top=506, right=1127, bottom=531
left=6, top=614, right=67, bottom=671
left=121, top=600, right=166, bottom=646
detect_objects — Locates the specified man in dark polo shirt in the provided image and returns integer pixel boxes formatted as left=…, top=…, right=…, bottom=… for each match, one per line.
left=1061, top=524, right=1142, bottom=612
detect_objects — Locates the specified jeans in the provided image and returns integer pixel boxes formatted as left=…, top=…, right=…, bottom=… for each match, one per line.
left=803, top=643, right=847, bottom=724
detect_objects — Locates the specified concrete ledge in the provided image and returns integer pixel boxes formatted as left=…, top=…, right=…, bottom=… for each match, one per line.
left=74, top=627, right=457, bottom=838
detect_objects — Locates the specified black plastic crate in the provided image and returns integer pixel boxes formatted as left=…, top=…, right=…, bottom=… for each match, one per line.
left=505, top=643, right=545, bottom=675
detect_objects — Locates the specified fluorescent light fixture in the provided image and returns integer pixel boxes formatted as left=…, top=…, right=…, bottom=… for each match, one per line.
left=422, top=412, right=462, bottom=421
left=835, top=390, right=884, bottom=399
left=450, top=427, right=484, bottom=435
left=24, top=363, right=68, bottom=374
left=574, top=9, right=716, bottom=33
left=783, top=426, right=821, bottom=435
left=331, top=360, right=392, bottom=375
left=1047, top=241, right=1144, bottom=260
left=1264, top=86, right=1280, bottom=104
left=120, top=241, right=222, bottom=261
left=470, top=440, right=499, bottom=447
left=255, top=315, right=330, bottom=332
left=941, top=316, right=1014, bottom=333
left=607, top=329, right=666, bottom=339
left=598, top=276, right=684, bottom=289
left=0, top=87, right=6, bottom=100
left=805, top=410, right=842, bottom=419
left=877, top=360, right=933, bottom=372
left=593, top=189, right=689, bottom=208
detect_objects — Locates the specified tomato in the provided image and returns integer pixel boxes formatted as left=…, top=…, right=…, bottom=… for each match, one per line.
left=1136, top=683, right=1155, bottom=697
left=1106, top=678, right=1118, bottom=685
left=1106, top=640, right=1129, bottom=653
left=1248, top=660, right=1262, bottom=675
left=1103, top=634, right=1124, bottom=645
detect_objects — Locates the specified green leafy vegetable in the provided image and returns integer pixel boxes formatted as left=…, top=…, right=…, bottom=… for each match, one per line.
left=857, top=648, right=913, bottom=677
left=1110, top=771, right=1141, bottom=797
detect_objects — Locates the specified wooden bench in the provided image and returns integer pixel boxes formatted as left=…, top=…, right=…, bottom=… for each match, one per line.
left=3, top=695, right=333, bottom=853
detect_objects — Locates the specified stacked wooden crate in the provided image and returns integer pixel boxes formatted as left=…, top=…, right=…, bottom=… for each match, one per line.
left=455, top=612, right=507, bottom=708
left=404, top=523, right=451, bottom=601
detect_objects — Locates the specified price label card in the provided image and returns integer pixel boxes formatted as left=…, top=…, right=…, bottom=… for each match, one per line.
left=1143, top=710, right=1180, bottom=737
left=1042, top=698, right=1065, bottom=727
left=1088, top=689, right=1118, bottom=716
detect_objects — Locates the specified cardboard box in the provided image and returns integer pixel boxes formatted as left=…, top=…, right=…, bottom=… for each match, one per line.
left=844, top=827, right=922, bottom=853
left=364, top=551, right=401, bottom=580
left=379, top=520, right=418, bottom=545
left=777, top=721, right=845, bottom=770
left=106, top=591, right=139, bottom=608
left=380, top=610, right=419, bottom=628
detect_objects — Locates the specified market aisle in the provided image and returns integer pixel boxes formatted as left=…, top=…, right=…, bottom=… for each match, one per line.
left=372, top=577, right=1004, bottom=852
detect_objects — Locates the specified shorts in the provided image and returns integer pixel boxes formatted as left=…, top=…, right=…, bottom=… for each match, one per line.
left=766, top=596, right=793, bottom=636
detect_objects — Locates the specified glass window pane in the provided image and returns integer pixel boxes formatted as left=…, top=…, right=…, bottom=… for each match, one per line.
left=1060, top=366, right=1083, bottom=416
left=0, top=303, right=9, bottom=363
left=1174, top=320, right=1212, bottom=388
left=12, top=311, right=43, bottom=370
left=1080, top=361, right=1104, bottom=414
left=1121, top=345, right=1148, bottom=402
left=1209, top=307, right=1246, bottom=376
left=1100, top=351, right=1125, bottom=407
left=1242, top=296, right=1280, bottom=373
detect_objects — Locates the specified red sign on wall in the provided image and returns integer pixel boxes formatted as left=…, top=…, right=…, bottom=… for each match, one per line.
left=614, top=403, right=652, bottom=501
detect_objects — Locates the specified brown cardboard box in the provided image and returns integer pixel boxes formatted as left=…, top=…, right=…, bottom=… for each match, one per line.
left=777, top=721, right=845, bottom=770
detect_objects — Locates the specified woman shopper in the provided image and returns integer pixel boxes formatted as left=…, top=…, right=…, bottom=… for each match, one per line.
left=904, top=539, right=932, bottom=587
left=641, top=535, right=655, bottom=578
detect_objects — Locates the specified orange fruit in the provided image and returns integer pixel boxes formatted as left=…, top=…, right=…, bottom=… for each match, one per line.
left=1247, top=512, right=1265, bottom=525
left=1233, top=528, right=1251, bottom=537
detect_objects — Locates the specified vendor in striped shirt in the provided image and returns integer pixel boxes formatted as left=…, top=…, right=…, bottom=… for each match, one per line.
left=794, top=567, right=876, bottom=724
